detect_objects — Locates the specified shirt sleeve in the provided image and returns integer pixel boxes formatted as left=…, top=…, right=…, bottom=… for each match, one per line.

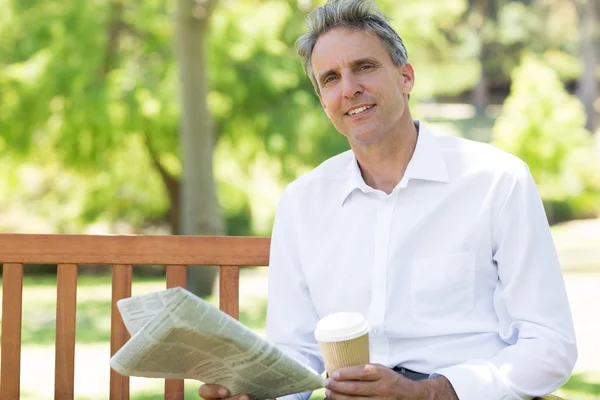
left=265, top=186, right=325, bottom=400
left=435, top=162, right=577, bottom=399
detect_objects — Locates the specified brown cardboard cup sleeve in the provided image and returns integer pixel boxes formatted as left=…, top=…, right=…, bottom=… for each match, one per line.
left=314, top=312, right=370, bottom=376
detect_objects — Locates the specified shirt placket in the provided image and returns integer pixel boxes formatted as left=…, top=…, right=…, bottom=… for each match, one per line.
left=367, top=195, right=394, bottom=366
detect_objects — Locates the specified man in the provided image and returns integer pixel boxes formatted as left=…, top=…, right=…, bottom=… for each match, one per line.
left=199, top=0, right=577, bottom=399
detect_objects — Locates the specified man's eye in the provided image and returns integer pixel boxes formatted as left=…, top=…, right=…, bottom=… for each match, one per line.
left=361, top=65, right=373, bottom=71
left=324, top=76, right=337, bottom=84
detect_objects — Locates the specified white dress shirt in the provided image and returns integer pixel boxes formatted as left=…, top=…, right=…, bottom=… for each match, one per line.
left=265, top=122, right=577, bottom=400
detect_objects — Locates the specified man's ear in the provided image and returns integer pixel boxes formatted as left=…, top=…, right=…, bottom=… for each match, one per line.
left=401, top=63, right=415, bottom=96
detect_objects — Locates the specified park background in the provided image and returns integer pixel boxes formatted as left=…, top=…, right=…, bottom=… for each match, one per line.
left=1, top=0, right=599, bottom=398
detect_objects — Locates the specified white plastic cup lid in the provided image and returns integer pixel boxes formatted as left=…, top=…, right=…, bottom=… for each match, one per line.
left=314, top=312, right=370, bottom=342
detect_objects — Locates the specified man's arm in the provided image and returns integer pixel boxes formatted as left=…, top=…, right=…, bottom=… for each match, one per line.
left=434, top=162, right=577, bottom=399
left=265, top=186, right=325, bottom=400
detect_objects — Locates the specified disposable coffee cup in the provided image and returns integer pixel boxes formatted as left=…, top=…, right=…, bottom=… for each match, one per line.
left=314, top=312, right=370, bottom=375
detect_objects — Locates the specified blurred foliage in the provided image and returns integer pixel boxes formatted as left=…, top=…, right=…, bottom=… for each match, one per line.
left=0, top=0, right=597, bottom=235
left=493, top=54, right=600, bottom=224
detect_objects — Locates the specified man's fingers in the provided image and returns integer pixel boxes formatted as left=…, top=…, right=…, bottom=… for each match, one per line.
left=330, top=364, right=381, bottom=381
left=198, top=384, right=229, bottom=399
left=197, top=384, right=232, bottom=399
left=326, top=379, right=379, bottom=396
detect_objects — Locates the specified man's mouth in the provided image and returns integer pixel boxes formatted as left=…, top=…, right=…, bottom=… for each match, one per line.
left=346, top=105, right=375, bottom=116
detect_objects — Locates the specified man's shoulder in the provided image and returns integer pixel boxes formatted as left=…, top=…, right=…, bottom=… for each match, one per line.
left=285, top=149, right=354, bottom=194
left=434, top=133, right=526, bottom=176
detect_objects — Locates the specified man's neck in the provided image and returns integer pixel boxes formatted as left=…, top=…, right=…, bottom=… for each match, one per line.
left=352, top=120, right=419, bottom=195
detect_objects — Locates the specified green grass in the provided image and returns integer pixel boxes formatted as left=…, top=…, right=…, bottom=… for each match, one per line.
left=557, top=371, right=600, bottom=399
left=11, top=273, right=270, bottom=346
left=551, top=219, right=600, bottom=273
left=15, top=276, right=165, bottom=345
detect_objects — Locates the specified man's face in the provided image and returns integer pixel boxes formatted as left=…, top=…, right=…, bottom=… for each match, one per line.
left=311, top=27, right=414, bottom=146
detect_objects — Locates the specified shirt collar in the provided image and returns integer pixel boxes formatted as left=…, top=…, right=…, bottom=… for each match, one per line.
left=339, top=121, right=450, bottom=206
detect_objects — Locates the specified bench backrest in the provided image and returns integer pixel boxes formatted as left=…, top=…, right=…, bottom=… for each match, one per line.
left=0, top=234, right=271, bottom=400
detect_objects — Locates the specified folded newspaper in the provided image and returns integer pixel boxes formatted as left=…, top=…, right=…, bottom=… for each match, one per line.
left=110, top=287, right=325, bottom=399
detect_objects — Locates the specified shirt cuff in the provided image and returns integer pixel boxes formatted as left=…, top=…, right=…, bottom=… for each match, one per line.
left=434, top=360, right=523, bottom=400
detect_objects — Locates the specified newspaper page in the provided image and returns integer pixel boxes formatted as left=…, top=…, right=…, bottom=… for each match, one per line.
left=116, top=289, right=181, bottom=335
left=110, top=287, right=325, bottom=399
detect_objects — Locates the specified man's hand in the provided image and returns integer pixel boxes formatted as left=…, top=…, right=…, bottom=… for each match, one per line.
left=198, top=384, right=250, bottom=400
left=325, top=364, right=458, bottom=400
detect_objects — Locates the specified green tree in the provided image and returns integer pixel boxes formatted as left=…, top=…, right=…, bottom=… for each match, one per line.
left=4, top=0, right=590, bottom=287
left=492, top=54, right=600, bottom=223
left=454, top=0, right=541, bottom=113
left=0, top=0, right=226, bottom=294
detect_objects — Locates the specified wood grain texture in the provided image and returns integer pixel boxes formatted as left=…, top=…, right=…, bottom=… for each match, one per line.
left=220, top=266, right=240, bottom=320
left=165, top=265, right=186, bottom=400
left=0, top=234, right=270, bottom=266
left=0, top=263, right=23, bottom=400
left=166, top=265, right=187, bottom=289
left=110, top=264, right=132, bottom=400
left=55, top=264, right=78, bottom=400
left=164, top=379, right=185, bottom=400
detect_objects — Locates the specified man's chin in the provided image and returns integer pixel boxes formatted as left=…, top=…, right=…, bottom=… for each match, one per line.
left=346, top=131, right=382, bottom=146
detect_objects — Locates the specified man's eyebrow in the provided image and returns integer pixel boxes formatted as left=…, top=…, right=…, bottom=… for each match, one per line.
left=317, top=58, right=382, bottom=85
left=351, top=57, right=381, bottom=67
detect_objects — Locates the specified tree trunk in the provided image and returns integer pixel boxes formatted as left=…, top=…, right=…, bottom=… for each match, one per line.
left=101, top=0, right=124, bottom=78
left=143, top=130, right=182, bottom=235
left=469, top=0, right=491, bottom=115
left=175, top=0, right=223, bottom=297
left=471, top=60, right=490, bottom=115
left=575, top=0, right=599, bottom=133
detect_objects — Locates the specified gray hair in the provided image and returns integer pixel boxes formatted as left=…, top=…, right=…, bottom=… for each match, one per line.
left=295, top=0, right=409, bottom=94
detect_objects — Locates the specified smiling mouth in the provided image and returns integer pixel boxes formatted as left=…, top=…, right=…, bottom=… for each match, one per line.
left=346, top=105, right=375, bottom=116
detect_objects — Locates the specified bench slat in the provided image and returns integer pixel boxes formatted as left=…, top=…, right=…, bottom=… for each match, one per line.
left=166, top=265, right=186, bottom=289
left=220, top=266, right=240, bottom=320
left=165, top=265, right=186, bottom=400
left=0, top=235, right=270, bottom=266
left=0, top=263, right=23, bottom=400
left=55, top=263, right=78, bottom=400
left=110, top=264, right=132, bottom=400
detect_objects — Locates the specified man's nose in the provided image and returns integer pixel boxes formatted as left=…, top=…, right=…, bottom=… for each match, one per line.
left=341, top=73, right=363, bottom=99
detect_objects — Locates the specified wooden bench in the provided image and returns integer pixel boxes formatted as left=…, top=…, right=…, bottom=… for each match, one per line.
left=0, top=234, right=270, bottom=400
left=0, top=233, right=565, bottom=400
